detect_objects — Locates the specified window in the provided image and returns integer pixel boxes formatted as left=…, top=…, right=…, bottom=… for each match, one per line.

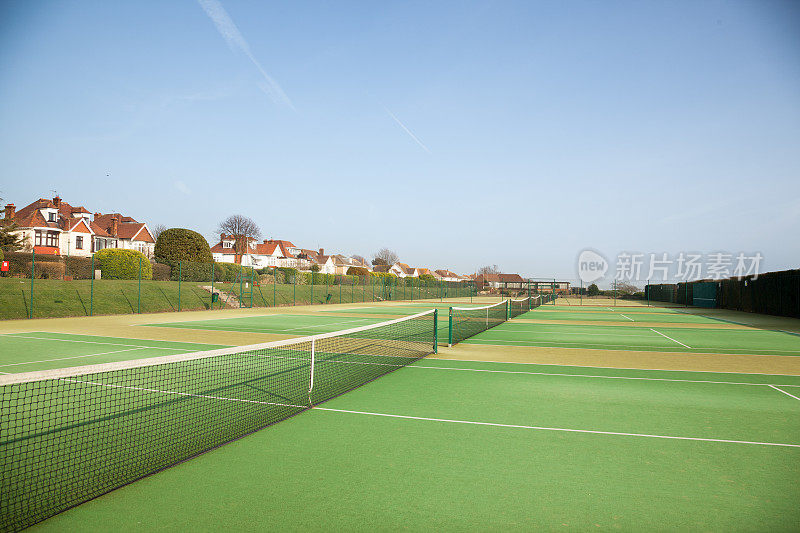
left=76, top=236, right=83, bottom=250
left=223, top=241, right=232, bottom=249
left=35, top=230, right=43, bottom=246
left=45, top=231, right=59, bottom=247
left=48, top=212, right=56, bottom=222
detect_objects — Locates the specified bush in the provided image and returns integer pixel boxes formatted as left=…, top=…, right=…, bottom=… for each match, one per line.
left=152, top=262, right=171, bottom=281
left=95, top=249, right=152, bottom=280
left=154, top=228, right=212, bottom=264
left=64, top=256, right=93, bottom=279
left=419, top=273, right=436, bottom=283
left=347, top=266, right=369, bottom=276
left=33, top=260, right=65, bottom=279
left=369, top=271, right=397, bottom=280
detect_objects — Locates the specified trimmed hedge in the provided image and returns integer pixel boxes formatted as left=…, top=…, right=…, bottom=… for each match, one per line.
left=154, top=228, right=212, bottom=264
left=347, top=266, right=369, bottom=276
left=95, top=249, right=152, bottom=280
left=152, top=262, right=171, bottom=281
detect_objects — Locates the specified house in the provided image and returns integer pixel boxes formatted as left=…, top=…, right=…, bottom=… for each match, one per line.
left=1, top=196, right=155, bottom=258
left=435, top=269, right=462, bottom=282
left=331, top=255, right=372, bottom=275
left=475, top=273, right=526, bottom=291
left=527, top=280, right=572, bottom=295
left=388, top=262, right=416, bottom=278
left=416, top=267, right=434, bottom=278
left=210, top=236, right=313, bottom=269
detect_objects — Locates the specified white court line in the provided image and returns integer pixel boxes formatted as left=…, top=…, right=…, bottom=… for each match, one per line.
left=409, top=364, right=800, bottom=388
left=1, top=335, right=190, bottom=351
left=462, top=339, right=798, bottom=357
left=649, top=328, right=692, bottom=349
left=314, top=408, right=800, bottom=448
left=768, top=384, right=800, bottom=402
left=620, top=314, right=634, bottom=322
left=493, top=328, right=654, bottom=338
left=0, top=348, right=147, bottom=368
left=429, top=356, right=800, bottom=377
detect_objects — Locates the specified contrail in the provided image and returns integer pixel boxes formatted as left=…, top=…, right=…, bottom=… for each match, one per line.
left=384, top=107, right=431, bottom=154
left=197, top=0, right=294, bottom=110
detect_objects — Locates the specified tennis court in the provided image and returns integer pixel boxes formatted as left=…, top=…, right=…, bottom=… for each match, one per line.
left=2, top=298, right=799, bottom=531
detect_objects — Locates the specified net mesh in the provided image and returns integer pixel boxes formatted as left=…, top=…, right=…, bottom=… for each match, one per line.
left=448, top=301, right=508, bottom=345
left=509, top=296, right=531, bottom=318
left=0, top=310, right=436, bottom=532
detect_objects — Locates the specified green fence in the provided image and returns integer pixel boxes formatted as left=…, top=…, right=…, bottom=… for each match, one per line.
left=645, top=270, right=800, bottom=318
left=0, top=251, right=476, bottom=320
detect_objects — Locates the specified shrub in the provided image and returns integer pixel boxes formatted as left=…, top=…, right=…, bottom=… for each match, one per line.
left=152, top=262, right=171, bottom=281
left=33, top=261, right=65, bottom=279
left=419, top=273, right=436, bottom=283
left=347, top=266, right=369, bottom=276
left=95, top=249, right=152, bottom=280
left=154, top=228, right=212, bottom=264
left=64, top=256, right=93, bottom=279
left=369, top=271, right=397, bottom=280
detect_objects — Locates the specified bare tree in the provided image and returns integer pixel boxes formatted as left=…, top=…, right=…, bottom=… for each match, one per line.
left=477, top=264, right=501, bottom=276
left=217, top=215, right=262, bottom=256
left=151, top=224, right=168, bottom=241
left=372, top=248, right=398, bottom=266
left=352, top=254, right=367, bottom=266
left=615, top=280, right=640, bottom=296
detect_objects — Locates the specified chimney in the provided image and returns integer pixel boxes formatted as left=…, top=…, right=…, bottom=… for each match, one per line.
left=319, top=248, right=324, bottom=256
left=110, top=215, right=119, bottom=237
left=4, top=204, right=15, bottom=219
left=53, top=196, right=61, bottom=208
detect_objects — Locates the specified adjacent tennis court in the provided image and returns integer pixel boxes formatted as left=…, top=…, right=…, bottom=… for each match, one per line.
left=2, top=298, right=799, bottom=531
left=24, top=357, right=800, bottom=531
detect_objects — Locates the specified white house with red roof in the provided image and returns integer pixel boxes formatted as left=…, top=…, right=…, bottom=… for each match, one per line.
left=1, top=196, right=155, bottom=258
left=211, top=236, right=314, bottom=270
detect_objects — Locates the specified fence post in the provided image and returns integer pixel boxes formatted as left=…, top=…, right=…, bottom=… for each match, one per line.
left=178, top=261, right=182, bottom=312
left=137, top=257, right=142, bottom=314
left=90, top=254, right=94, bottom=316
left=293, top=273, right=296, bottom=306
left=448, top=307, right=453, bottom=347
left=433, top=309, right=438, bottom=353
left=211, top=262, right=215, bottom=310
left=311, top=272, right=314, bottom=305
left=273, top=267, right=277, bottom=307
left=29, top=249, right=35, bottom=319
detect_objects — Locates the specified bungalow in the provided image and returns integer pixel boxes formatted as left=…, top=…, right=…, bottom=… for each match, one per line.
left=475, top=273, right=526, bottom=291
left=1, top=196, right=155, bottom=258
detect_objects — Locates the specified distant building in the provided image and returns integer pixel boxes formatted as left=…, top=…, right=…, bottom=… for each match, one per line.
left=1, top=196, right=155, bottom=258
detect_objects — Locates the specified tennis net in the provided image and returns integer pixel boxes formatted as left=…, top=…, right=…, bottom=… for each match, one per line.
left=0, top=310, right=437, bottom=532
left=508, top=296, right=533, bottom=318
left=448, top=301, right=508, bottom=346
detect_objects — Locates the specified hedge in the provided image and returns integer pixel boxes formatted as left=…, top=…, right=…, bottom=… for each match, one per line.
left=95, top=249, right=153, bottom=280
left=152, top=262, right=171, bottom=281
left=347, top=266, right=369, bottom=276
left=154, top=228, right=212, bottom=264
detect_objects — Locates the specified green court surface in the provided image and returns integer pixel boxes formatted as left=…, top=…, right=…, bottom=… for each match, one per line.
left=0, top=333, right=228, bottom=374
left=33, top=357, right=800, bottom=531
left=463, top=322, right=800, bottom=356
left=520, top=309, right=723, bottom=324
left=144, top=311, right=455, bottom=341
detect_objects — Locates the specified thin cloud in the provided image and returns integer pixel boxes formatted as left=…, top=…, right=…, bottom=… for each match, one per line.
left=174, top=181, right=191, bottom=195
left=197, top=0, right=294, bottom=110
left=384, top=107, right=431, bottom=154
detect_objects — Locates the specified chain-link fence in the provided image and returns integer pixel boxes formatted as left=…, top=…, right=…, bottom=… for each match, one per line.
left=0, top=251, right=476, bottom=319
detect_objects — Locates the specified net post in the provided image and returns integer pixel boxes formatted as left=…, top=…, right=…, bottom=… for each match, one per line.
left=433, top=309, right=438, bottom=353
left=448, top=307, right=453, bottom=347
left=308, top=338, right=315, bottom=406
left=89, top=254, right=94, bottom=317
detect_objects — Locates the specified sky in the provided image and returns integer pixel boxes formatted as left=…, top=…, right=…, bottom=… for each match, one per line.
left=1, top=0, right=799, bottom=282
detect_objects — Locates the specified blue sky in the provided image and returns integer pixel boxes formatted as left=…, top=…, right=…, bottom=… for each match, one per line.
left=1, top=1, right=798, bottom=280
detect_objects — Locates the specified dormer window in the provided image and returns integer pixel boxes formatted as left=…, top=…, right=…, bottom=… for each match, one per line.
left=48, top=212, right=56, bottom=222
left=223, top=242, right=232, bottom=249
